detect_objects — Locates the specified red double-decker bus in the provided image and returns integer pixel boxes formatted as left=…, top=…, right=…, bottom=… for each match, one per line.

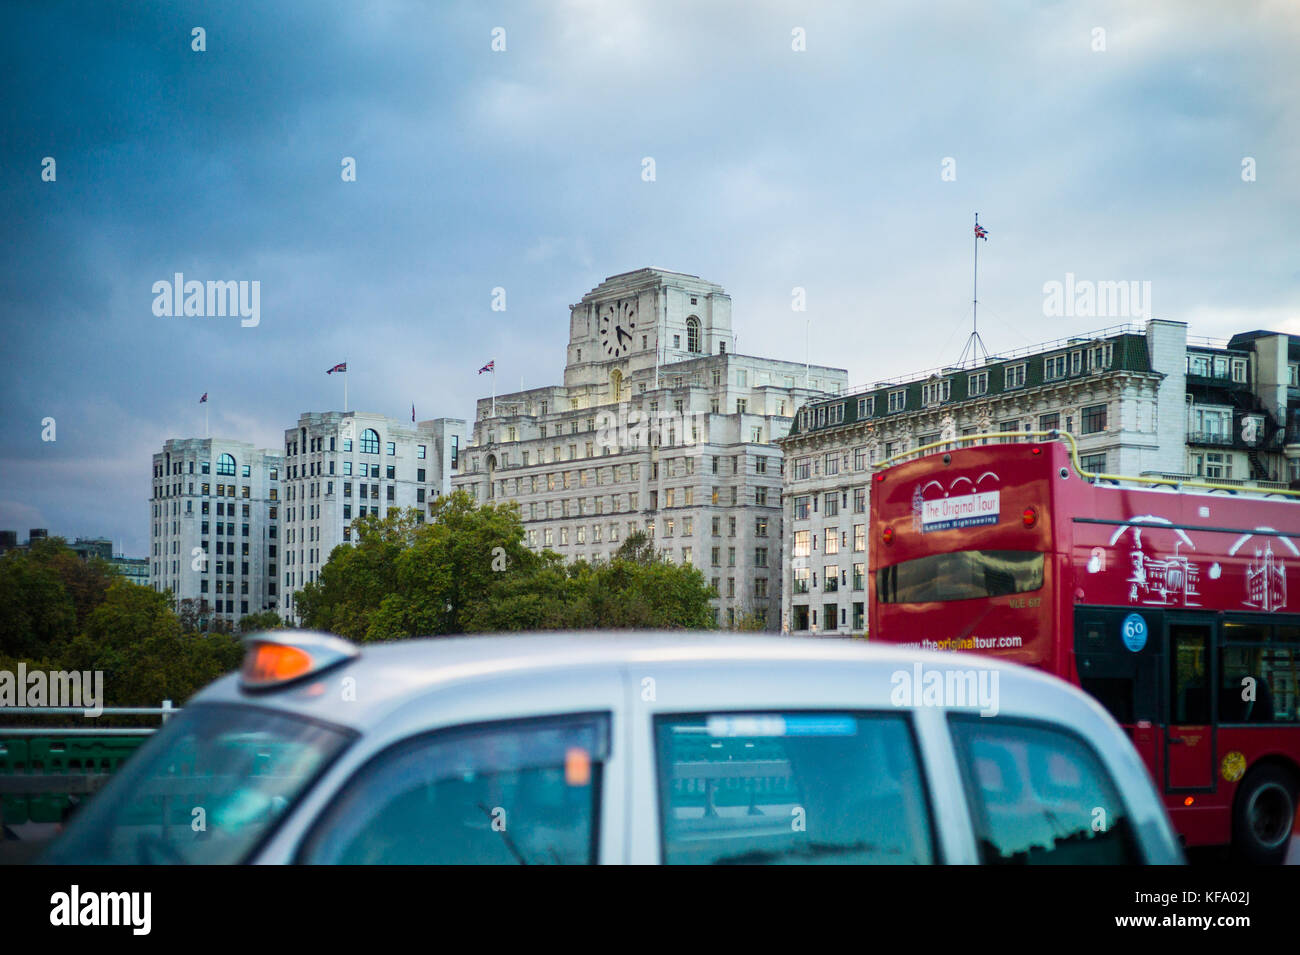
left=868, top=433, right=1300, bottom=861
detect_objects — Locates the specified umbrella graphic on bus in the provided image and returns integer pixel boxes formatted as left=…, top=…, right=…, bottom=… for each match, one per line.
left=1104, top=516, right=1202, bottom=607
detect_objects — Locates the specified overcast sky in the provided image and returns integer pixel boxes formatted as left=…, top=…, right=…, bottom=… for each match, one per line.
left=2, top=0, right=1298, bottom=556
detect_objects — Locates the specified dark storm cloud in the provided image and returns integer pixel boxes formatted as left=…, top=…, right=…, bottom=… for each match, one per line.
left=0, top=0, right=1297, bottom=555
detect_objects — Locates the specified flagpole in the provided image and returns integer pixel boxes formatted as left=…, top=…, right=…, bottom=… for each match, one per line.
left=344, top=371, right=348, bottom=413
left=973, top=212, right=979, bottom=342
left=492, top=367, right=496, bottom=418
left=959, top=214, right=989, bottom=368
left=205, top=400, right=209, bottom=438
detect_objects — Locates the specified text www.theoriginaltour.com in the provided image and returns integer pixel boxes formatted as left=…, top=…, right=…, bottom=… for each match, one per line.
left=896, top=636, right=1024, bottom=651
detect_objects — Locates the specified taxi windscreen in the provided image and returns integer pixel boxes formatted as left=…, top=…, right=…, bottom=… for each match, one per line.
left=43, top=703, right=353, bottom=864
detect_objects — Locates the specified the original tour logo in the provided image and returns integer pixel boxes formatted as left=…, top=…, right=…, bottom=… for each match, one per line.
left=912, top=472, right=1001, bottom=533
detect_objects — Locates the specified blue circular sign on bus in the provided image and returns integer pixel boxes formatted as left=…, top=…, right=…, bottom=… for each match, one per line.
left=1122, top=613, right=1148, bottom=652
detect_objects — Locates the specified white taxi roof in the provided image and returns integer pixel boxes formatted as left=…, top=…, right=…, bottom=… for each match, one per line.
left=197, top=630, right=1105, bottom=734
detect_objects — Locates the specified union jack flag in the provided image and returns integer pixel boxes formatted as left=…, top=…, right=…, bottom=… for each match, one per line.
left=974, top=223, right=989, bottom=240
left=199, top=393, right=207, bottom=403
left=478, top=360, right=495, bottom=374
left=327, top=362, right=347, bottom=374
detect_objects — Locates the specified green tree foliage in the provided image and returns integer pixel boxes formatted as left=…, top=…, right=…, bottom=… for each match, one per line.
left=236, top=610, right=289, bottom=634
left=613, top=530, right=658, bottom=565
left=60, top=580, right=243, bottom=706
left=0, top=537, right=116, bottom=658
left=0, top=548, right=76, bottom=658
left=0, top=541, right=244, bottom=707
left=296, top=496, right=718, bottom=639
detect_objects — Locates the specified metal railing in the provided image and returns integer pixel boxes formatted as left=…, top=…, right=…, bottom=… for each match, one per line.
left=0, top=703, right=179, bottom=832
left=830, top=324, right=1145, bottom=399
left=0, top=703, right=177, bottom=736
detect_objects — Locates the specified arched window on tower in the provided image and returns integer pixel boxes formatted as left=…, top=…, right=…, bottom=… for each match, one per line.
left=217, top=453, right=236, bottom=476
left=686, top=316, right=701, bottom=354
left=360, top=428, right=380, bottom=454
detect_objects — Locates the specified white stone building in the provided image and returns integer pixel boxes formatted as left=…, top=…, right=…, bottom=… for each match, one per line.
left=150, top=438, right=284, bottom=627
left=280, top=411, right=465, bottom=623
left=452, top=268, right=848, bottom=628
left=778, top=320, right=1300, bottom=638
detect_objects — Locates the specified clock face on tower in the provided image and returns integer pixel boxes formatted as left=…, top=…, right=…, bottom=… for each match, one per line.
left=598, top=299, right=637, bottom=359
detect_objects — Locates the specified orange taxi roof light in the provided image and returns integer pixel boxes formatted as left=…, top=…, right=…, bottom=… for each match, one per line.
left=242, top=642, right=314, bottom=688
left=239, top=632, right=360, bottom=691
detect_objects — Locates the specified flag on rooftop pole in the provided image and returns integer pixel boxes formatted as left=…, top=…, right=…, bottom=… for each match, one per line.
left=974, top=222, right=989, bottom=240
left=479, top=360, right=497, bottom=416
left=199, top=393, right=207, bottom=403
left=412, top=403, right=416, bottom=423
left=327, top=362, right=348, bottom=411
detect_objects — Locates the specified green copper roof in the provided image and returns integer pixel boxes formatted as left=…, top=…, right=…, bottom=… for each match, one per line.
left=787, top=332, right=1153, bottom=437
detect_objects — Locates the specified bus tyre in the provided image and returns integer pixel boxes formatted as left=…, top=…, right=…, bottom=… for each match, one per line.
left=1232, top=766, right=1297, bottom=865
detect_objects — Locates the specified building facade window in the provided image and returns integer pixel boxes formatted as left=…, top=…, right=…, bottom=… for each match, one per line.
left=685, top=316, right=701, bottom=353
left=921, top=379, right=951, bottom=406
left=793, top=530, right=810, bottom=557
left=1081, top=403, right=1108, bottom=434
left=1080, top=452, right=1107, bottom=473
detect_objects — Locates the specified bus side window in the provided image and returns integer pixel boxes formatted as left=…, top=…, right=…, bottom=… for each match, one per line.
left=1220, top=620, right=1299, bottom=724
left=1075, top=614, right=1140, bottom=724
left=1169, top=626, right=1210, bottom=725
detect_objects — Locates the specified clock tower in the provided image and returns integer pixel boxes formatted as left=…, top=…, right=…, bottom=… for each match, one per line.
left=563, top=268, right=733, bottom=400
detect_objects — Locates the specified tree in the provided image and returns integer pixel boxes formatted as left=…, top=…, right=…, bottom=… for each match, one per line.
left=613, top=530, right=658, bottom=565
left=731, top=610, right=769, bottom=632
left=371, top=494, right=545, bottom=638
left=297, top=495, right=718, bottom=639
left=580, top=555, right=717, bottom=630
left=237, top=611, right=288, bottom=634
left=0, top=546, right=77, bottom=658
left=294, top=508, right=422, bottom=640
left=29, top=538, right=117, bottom=631
left=63, top=580, right=242, bottom=706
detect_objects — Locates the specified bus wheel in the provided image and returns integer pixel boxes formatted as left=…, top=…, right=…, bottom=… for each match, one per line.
left=1232, top=766, right=1297, bottom=865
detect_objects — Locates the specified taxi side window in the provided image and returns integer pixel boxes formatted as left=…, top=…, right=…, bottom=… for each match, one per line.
left=298, top=714, right=608, bottom=864
left=655, top=712, right=935, bottom=865
left=948, top=716, right=1141, bottom=864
